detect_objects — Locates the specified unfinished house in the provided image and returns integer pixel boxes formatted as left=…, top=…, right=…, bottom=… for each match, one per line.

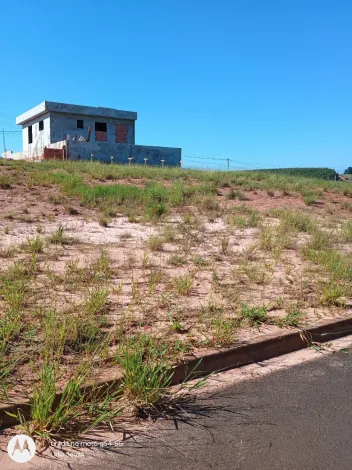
left=7, top=101, right=181, bottom=165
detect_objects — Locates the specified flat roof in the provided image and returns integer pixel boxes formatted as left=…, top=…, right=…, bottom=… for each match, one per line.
left=16, top=101, right=137, bottom=125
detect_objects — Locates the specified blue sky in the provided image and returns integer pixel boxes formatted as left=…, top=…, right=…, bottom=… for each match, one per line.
left=1, top=0, right=351, bottom=172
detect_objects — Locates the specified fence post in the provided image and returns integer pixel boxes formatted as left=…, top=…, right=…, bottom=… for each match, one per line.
left=180, top=160, right=183, bottom=169
left=90, top=153, right=94, bottom=163
left=128, top=157, right=133, bottom=166
left=110, top=156, right=114, bottom=164
left=227, top=158, right=230, bottom=171
left=144, top=158, right=148, bottom=166
left=161, top=159, right=165, bottom=168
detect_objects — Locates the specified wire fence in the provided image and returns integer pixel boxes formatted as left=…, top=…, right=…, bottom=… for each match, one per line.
left=0, top=130, right=348, bottom=174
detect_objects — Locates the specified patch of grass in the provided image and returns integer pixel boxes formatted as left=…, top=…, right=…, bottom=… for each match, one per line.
left=341, top=220, right=352, bottom=243
left=148, top=269, right=163, bottom=294
left=84, top=287, right=109, bottom=316
left=48, top=193, right=65, bottom=205
left=120, top=231, right=132, bottom=240
left=145, top=201, right=167, bottom=221
left=116, top=334, right=173, bottom=409
left=0, top=175, right=12, bottom=189
left=200, top=196, right=220, bottom=218
left=101, top=206, right=117, bottom=218
left=320, top=282, right=345, bottom=306
left=280, top=310, right=304, bottom=327
left=235, top=261, right=269, bottom=285
left=194, top=254, right=206, bottom=267
left=12, top=360, right=123, bottom=443
left=48, top=225, right=76, bottom=245
left=227, top=206, right=261, bottom=228
left=183, top=213, right=201, bottom=227
left=169, top=254, right=186, bottom=266
left=21, top=235, right=44, bottom=254
left=220, top=236, right=230, bottom=254
left=174, top=274, right=193, bottom=295
left=98, top=214, right=110, bottom=227
left=258, top=224, right=293, bottom=257
left=162, top=225, right=178, bottom=243
left=212, top=314, right=235, bottom=347
left=302, top=192, right=317, bottom=206
left=66, top=205, right=79, bottom=215
left=147, top=235, right=164, bottom=252
left=227, top=189, right=247, bottom=201
left=240, top=304, right=268, bottom=326
left=168, top=312, right=186, bottom=333
left=278, top=210, right=316, bottom=233
left=0, top=246, right=16, bottom=258
left=173, top=339, right=190, bottom=355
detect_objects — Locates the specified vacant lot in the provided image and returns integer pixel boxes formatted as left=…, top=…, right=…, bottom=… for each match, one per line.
left=0, top=159, right=351, bottom=439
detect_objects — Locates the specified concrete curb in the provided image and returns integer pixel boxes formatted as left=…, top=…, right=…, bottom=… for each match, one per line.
left=1, top=316, right=352, bottom=429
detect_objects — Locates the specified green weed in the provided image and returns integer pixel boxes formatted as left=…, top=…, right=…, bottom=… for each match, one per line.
left=240, top=304, right=268, bottom=326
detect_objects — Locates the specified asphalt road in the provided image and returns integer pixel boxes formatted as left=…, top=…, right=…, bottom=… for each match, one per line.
left=69, top=345, right=352, bottom=470
left=2, top=342, right=351, bottom=470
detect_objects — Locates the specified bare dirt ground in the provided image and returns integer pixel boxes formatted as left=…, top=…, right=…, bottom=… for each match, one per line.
left=0, top=166, right=352, bottom=401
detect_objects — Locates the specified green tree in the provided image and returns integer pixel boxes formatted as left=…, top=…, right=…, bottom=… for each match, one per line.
left=344, top=167, right=352, bottom=175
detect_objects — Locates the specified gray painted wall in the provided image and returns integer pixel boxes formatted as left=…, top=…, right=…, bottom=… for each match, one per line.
left=67, top=141, right=181, bottom=166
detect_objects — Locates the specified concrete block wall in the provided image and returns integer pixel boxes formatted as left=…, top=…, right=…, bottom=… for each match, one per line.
left=66, top=141, right=181, bottom=166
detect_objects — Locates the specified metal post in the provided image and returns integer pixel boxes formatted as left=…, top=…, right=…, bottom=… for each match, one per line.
left=128, top=157, right=133, bottom=166
left=110, top=156, right=114, bottom=164
left=90, top=153, right=94, bottom=163
left=2, top=129, right=6, bottom=155
left=144, top=158, right=148, bottom=166
left=161, top=159, right=165, bottom=168
left=180, top=160, right=183, bottom=169
left=227, top=158, right=230, bottom=171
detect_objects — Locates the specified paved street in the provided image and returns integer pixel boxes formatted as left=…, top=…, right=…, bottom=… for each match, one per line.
left=70, top=340, right=352, bottom=470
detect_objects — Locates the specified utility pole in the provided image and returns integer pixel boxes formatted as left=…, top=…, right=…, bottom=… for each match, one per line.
left=2, top=129, right=6, bottom=155
left=227, top=158, right=230, bottom=171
